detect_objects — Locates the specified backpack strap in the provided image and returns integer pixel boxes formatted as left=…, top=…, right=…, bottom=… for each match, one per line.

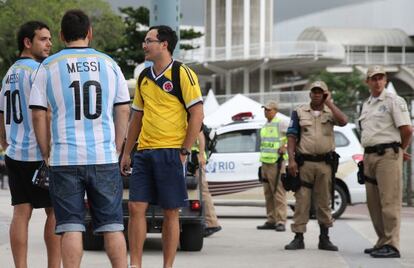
left=171, top=60, right=185, bottom=111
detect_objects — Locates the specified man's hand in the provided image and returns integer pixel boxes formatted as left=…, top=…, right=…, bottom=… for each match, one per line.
left=323, top=90, right=332, bottom=103
left=403, top=152, right=411, bottom=161
left=288, top=159, right=298, bottom=177
left=179, top=154, right=187, bottom=164
left=198, top=154, right=206, bottom=168
left=120, top=154, right=132, bottom=176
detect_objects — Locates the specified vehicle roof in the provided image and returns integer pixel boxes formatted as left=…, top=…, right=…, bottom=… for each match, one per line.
left=215, top=118, right=357, bottom=135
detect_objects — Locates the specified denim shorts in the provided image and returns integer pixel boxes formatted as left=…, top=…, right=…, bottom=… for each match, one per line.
left=130, top=149, right=189, bottom=209
left=49, top=163, right=124, bottom=234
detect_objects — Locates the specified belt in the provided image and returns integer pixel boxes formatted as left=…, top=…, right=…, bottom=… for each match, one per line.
left=301, top=153, right=328, bottom=162
left=364, top=142, right=401, bottom=154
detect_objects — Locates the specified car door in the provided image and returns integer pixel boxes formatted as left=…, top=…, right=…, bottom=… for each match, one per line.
left=205, top=128, right=261, bottom=197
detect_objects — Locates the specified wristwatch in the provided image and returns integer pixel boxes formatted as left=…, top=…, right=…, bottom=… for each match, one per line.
left=179, top=147, right=191, bottom=156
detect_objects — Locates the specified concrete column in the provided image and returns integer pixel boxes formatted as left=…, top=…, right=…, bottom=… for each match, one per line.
left=211, top=0, right=216, bottom=60
left=243, top=68, right=250, bottom=94
left=225, top=0, right=232, bottom=60
left=259, top=0, right=265, bottom=57
left=225, top=72, right=232, bottom=95
left=150, top=0, right=180, bottom=57
left=244, top=0, right=250, bottom=59
left=259, top=66, right=265, bottom=102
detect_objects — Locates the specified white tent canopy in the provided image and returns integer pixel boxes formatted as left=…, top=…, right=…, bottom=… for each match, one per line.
left=203, top=89, right=220, bottom=117
left=204, top=94, right=290, bottom=128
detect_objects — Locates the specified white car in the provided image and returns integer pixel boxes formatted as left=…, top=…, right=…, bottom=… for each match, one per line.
left=205, top=113, right=365, bottom=219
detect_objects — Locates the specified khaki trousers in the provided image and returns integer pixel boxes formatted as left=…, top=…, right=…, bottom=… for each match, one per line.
left=261, top=163, right=287, bottom=225
left=364, top=148, right=402, bottom=250
left=200, top=169, right=219, bottom=228
left=291, top=161, right=333, bottom=233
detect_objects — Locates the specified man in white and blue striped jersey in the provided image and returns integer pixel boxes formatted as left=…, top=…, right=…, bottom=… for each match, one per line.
left=29, top=10, right=130, bottom=268
left=0, top=21, right=61, bottom=268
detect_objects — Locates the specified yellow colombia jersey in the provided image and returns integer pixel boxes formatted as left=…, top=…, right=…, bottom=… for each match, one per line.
left=132, top=61, right=203, bottom=150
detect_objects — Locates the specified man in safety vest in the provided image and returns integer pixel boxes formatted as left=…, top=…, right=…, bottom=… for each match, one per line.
left=257, top=100, right=288, bottom=232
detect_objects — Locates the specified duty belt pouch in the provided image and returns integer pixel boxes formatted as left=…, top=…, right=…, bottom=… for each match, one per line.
left=357, top=161, right=365, bottom=185
left=281, top=168, right=301, bottom=192
left=32, top=161, right=49, bottom=190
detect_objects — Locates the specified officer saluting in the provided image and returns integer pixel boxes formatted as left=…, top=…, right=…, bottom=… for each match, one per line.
left=285, top=81, right=348, bottom=251
left=359, top=65, right=412, bottom=258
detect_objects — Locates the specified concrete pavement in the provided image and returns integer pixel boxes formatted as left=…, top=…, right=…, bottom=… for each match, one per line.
left=0, top=189, right=414, bottom=267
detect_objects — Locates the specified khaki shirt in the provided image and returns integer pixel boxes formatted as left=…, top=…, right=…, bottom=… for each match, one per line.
left=359, top=89, right=411, bottom=147
left=296, top=104, right=337, bottom=155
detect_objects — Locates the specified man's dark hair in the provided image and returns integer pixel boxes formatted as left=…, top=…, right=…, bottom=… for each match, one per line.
left=149, top=25, right=178, bottom=55
left=61, top=9, right=90, bottom=42
left=17, top=21, right=49, bottom=54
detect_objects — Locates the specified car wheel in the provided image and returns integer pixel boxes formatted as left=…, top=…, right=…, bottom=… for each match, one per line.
left=180, top=223, right=204, bottom=251
left=331, top=184, right=347, bottom=219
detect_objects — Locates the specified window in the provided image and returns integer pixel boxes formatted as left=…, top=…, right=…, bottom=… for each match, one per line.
left=215, top=130, right=257, bottom=153
left=334, top=131, right=350, bottom=147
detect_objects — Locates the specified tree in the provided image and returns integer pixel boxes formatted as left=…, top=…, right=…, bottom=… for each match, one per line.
left=309, top=69, right=370, bottom=121
left=110, top=6, right=149, bottom=79
left=0, top=0, right=124, bottom=78
left=113, top=6, right=204, bottom=78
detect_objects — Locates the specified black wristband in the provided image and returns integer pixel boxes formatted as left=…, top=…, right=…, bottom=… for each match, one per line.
left=179, top=147, right=191, bottom=156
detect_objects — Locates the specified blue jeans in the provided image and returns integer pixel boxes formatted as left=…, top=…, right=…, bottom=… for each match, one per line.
left=49, top=163, right=124, bottom=234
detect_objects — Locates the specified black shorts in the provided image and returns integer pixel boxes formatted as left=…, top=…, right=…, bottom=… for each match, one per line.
left=5, top=155, right=52, bottom=208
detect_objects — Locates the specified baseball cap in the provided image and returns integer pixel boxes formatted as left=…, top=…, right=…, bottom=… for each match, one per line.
left=262, top=100, right=278, bottom=110
left=309, top=81, right=328, bottom=92
left=367, top=65, right=386, bottom=78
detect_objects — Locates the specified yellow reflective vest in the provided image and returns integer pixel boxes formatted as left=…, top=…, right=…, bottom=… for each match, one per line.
left=260, top=117, right=285, bottom=164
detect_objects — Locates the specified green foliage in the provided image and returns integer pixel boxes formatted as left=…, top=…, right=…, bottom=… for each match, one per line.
left=110, top=6, right=149, bottom=79
left=180, top=28, right=203, bottom=40
left=112, top=7, right=203, bottom=78
left=310, top=69, right=370, bottom=120
left=0, top=0, right=124, bottom=78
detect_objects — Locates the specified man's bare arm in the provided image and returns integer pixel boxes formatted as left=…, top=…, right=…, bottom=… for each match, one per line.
left=182, top=103, right=204, bottom=151
left=114, top=104, right=130, bottom=155
left=32, top=109, right=50, bottom=161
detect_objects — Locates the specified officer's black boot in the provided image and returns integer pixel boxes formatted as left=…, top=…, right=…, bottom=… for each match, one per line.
left=285, top=233, right=305, bottom=250
left=318, top=225, right=338, bottom=251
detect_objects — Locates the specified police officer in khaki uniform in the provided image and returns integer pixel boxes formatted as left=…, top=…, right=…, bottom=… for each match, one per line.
left=257, top=101, right=288, bottom=232
left=359, top=65, right=412, bottom=258
left=192, top=132, right=222, bottom=237
left=285, top=81, right=348, bottom=251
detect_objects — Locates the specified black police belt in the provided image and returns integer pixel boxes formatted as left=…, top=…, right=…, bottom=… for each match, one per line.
left=296, top=153, right=335, bottom=189
left=300, top=153, right=329, bottom=162
left=364, top=142, right=401, bottom=155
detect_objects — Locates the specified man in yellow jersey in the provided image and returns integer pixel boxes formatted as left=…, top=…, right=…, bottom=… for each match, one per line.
left=120, top=25, right=204, bottom=268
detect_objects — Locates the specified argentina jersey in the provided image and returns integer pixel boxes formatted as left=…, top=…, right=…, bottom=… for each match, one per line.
left=0, top=58, right=43, bottom=161
left=29, top=48, right=130, bottom=166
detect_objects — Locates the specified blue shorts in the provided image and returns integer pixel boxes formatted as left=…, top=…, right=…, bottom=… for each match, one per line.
left=49, top=163, right=124, bottom=234
left=130, top=149, right=189, bottom=209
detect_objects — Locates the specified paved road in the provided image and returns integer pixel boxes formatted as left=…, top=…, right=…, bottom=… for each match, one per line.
left=1, top=189, right=414, bottom=267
